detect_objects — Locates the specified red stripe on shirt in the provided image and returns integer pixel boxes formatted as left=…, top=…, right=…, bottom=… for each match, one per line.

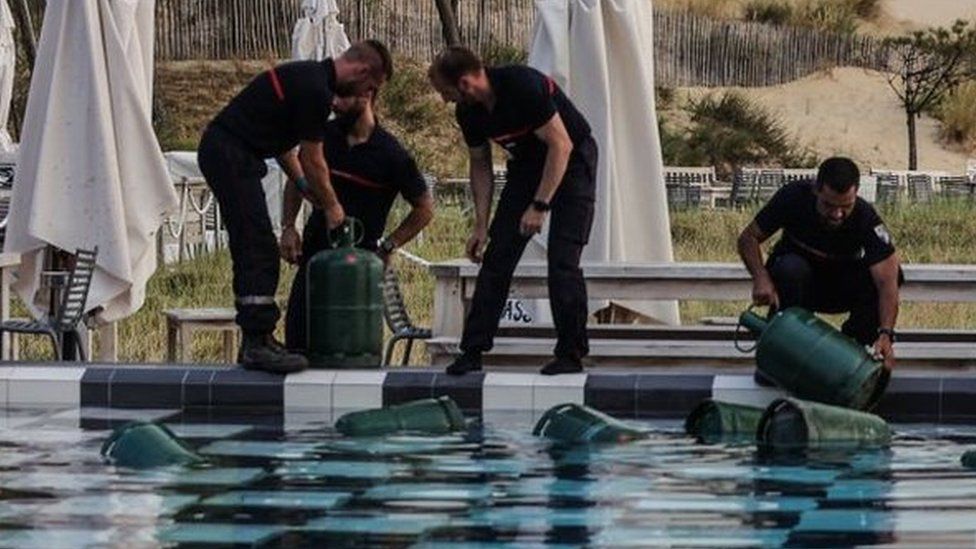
left=331, top=169, right=393, bottom=192
left=491, top=125, right=536, bottom=144
left=268, top=67, right=285, bottom=101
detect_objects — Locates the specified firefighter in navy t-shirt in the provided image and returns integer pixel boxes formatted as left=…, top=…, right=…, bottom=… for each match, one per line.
left=428, top=46, right=598, bottom=376
left=279, top=87, right=434, bottom=353
left=737, top=157, right=901, bottom=372
left=198, top=41, right=392, bottom=373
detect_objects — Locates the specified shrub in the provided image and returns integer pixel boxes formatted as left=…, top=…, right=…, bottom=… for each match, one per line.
left=684, top=91, right=815, bottom=175
left=743, top=0, right=794, bottom=25
left=937, top=81, right=976, bottom=151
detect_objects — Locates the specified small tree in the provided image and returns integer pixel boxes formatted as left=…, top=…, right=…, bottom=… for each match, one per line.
left=884, top=20, right=976, bottom=170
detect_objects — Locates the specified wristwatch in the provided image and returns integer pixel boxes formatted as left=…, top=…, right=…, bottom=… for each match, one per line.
left=877, top=327, right=897, bottom=342
left=377, top=236, right=397, bottom=255
left=531, top=199, right=551, bottom=212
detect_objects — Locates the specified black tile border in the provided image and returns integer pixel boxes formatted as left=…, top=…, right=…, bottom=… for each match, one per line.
left=585, top=374, right=638, bottom=418
left=7, top=365, right=976, bottom=423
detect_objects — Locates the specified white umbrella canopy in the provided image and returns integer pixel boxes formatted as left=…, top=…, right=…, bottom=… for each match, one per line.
left=0, top=0, right=15, bottom=152
left=292, top=0, right=351, bottom=61
left=528, top=0, right=679, bottom=324
left=4, top=0, right=179, bottom=322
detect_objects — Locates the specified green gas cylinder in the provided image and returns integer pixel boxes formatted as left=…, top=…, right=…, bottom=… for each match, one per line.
left=685, top=399, right=765, bottom=444
left=533, top=403, right=647, bottom=444
left=101, top=421, right=204, bottom=469
left=758, top=397, right=891, bottom=449
left=962, top=450, right=976, bottom=469
left=306, top=219, right=384, bottom=368
left=739, top=307, right=889, bottom=410
left=335, top=396, right=467, bottom=437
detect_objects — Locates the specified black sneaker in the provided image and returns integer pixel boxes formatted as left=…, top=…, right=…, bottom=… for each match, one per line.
left=540, top=357, right=584, bottom=375
left=239, top=335, right=308, bottom=374
left=446, top=352, right=482, bottom=376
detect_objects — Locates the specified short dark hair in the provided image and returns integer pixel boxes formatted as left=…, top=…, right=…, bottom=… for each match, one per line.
left=343, top=40, right=394, bottom=84
left=816, top=157, right=860, bottom=193
left=429, top=46, right=483, bottom=85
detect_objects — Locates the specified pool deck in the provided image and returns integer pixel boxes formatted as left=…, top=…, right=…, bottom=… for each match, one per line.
left=1, top=363, right=975, bottom=423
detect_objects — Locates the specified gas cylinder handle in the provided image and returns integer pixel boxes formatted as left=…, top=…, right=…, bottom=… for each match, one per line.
left=734, top=304, right=760, bottom=354
left=326, top=217, right=365, bottom=248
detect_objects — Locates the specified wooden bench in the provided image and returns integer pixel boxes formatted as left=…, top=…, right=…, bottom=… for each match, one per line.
left=428, top=261, right=976, bottom=366
left=164, top=307, right=237, bottom=363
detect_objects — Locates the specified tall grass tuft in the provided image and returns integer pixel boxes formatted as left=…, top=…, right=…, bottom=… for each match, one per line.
left=937, top=82, right=976, bottom=152
left=682, top=91, right=816, bottom=176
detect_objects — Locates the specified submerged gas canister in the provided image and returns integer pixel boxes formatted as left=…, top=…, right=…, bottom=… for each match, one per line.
left=101, top=421, right=204, bottom=469
left=739, top=307, right=889, bottom=410
left=685, top=399, right=765, bottom=444
left=307, top=219, right=384, bottom=368
left=758, top=397, right=891, bottom=449
left=533, top=403, right=646, bottom=444
left=335, top=396, right=467, bottom=437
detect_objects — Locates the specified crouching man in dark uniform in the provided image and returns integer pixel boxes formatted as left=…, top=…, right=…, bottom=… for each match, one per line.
left=198, top=40, right=392, bottom=373
left=428, top=47, right=598, bottom=376
left=280, top=85, right=434, bottom=352
left=737, top=157, right=901, bottom=373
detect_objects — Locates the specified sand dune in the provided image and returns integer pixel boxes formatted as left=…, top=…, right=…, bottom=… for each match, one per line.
left=884, top=0, right=976, bottom=30
left=683, top=68, right=971, bottom=172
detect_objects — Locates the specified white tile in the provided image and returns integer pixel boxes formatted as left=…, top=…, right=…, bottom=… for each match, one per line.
left=711, top=375, right=787, bottom=409
left=483, top=373, right=533, bottom=411
left=0, top=379, right=6, bottom=408
left=284, top=370, right=336, bottom=412
left=5, top=366, right=83, bottom=407
left=8, top=380, right=80, bottom=407
left=8, top=366, right=86, bottom=382
left=0, top=366, right=17, bottom=381
left=330, top=370, right=386, bottom=411
left=532, top=373, right=587, bottom=411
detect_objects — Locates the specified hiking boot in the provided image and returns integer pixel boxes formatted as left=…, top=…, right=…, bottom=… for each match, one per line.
left=445, top=352, right=482, bottom=376
left=540, top=357, right=584, bottom=376
left=239, top=334, right=308, bottom=374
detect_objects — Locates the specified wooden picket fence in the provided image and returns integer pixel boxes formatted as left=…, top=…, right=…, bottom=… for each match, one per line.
left=157, top=1, right=891, bottom=87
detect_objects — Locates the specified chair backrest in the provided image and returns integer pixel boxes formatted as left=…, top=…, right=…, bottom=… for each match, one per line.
left=756, top=169, right=785, bottom=201
left=731, top=168, right=759, bottom=207
left=875, top=174, right=900, bottom=207
left=907, top=174, right=933, bottom=203
left=55, top=247, right=98, bottom=331
left=381, top=268, right=413, bottom=333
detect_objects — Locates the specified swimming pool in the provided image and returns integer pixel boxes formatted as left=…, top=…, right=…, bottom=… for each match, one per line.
left=2, top=406, right=976, bottom=548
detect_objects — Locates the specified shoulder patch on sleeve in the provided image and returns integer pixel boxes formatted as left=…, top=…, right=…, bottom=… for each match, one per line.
left=873, top=224, right=892, bottom=245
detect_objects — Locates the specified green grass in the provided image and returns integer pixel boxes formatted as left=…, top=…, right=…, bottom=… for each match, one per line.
left=13, top=201, right=976, bottom=363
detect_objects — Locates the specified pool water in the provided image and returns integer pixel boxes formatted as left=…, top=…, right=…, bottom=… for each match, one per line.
left=2, top=407, right=976, bottom=548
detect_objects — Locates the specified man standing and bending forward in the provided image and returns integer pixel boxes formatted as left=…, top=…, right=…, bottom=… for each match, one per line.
left=428, top=47, right=598, bottom=376
left=199, top=41, right=392, bottom=373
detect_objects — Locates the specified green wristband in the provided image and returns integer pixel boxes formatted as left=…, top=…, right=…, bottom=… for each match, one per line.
left=294, top=177, right=309, bottom=193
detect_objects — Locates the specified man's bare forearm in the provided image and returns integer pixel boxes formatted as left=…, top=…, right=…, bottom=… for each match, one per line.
left=737, top=225, right=770, bottom=282
left=282, top=181, right=303, bottom=229
left=534, top=139, right=571, bottom=204
left=469, top=147, right=493, bottom=229
left=386, top=193, right=434, bottom=247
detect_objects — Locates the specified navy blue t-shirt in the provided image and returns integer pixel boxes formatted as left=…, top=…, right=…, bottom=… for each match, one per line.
left=755, top=180, right=895, bottom=266
left=455, top=66, right=591, bottom=170
left=213, top=59, right=336, bottom=158
left=305, top=121, right=428, bottom=251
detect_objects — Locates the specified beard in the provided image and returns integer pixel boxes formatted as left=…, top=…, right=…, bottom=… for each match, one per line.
left=333, top=79, right=362, bottom=98
left=333, top=108, right=364, bottom=133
